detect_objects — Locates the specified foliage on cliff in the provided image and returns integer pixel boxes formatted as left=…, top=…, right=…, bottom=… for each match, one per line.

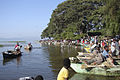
left=41, top=0, right=120, bottom=39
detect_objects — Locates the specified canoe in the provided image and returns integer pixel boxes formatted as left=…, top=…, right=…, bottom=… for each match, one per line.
left=77, top=52, right=94, bottom=61
left=70, top=62, right=120, bottom=76
left=78, top=52, right=93, bottom=56
left=70, top=73, right=119, bottom=80
left=2, top=50, right=22, bottom=59
left=76, top=56, right=92, bottom=60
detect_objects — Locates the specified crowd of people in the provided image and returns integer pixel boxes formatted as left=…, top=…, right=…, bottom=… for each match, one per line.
left=80, top=36, right=120, bottom=66
left=56, top=36, right=120, bottom=80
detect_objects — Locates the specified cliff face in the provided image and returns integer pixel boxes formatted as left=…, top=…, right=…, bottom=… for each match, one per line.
left=41, top=0, right=120, bottom=39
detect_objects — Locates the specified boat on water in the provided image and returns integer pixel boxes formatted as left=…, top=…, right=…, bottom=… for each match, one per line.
left=2, top=50, right=22, bottom=59
left=70, top=62, right=120, bottom=76
left=78, top=52, right=93, bottom=56
left=69, top=52, right=120, bottom=76
left=69, top=73, right=118, bottom=80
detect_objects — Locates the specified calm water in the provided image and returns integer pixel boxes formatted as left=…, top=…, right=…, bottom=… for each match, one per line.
left=0, top=41, right=120, bottom=80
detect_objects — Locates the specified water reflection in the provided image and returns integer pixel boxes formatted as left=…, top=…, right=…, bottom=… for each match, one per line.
left=46, top=45, right=80, bottom=78
left=43, top=44, right=120, bottom=80
left=3, top=56, right=21, bottom=66
left=24, top=47, right=41, bottom=53
left=24, top=49, right=32, bottom=53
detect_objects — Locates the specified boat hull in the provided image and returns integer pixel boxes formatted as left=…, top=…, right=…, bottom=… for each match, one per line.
left=71, top=63, right=120, bottom=76
left=2, top=51, right=22, bottom=59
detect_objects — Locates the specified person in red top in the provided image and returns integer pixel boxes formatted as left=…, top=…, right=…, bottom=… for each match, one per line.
left=102, top=40, right=105, bottom=48
left=15, top=42, right=19, bottom=48
left=82, top=39, right=84, bottom=44
left=119, top=39, right=120, bottom=50
left=77, top=40, right=79, bottom=44
left=15, top=42, right=21, bottom=51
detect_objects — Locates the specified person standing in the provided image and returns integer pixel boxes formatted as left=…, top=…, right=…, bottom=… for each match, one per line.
left=14, top=42, right=22, bottom=51
left=57, top=58, right=71, bottom=80
left=118, top=38, right=120, bottom=50
left=102, top=46, right=109, bottom=60
left=15, top=42, right=20, bottom=51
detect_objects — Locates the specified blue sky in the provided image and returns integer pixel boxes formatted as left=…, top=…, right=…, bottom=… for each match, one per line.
left=0, top=0, right=66, bottom=40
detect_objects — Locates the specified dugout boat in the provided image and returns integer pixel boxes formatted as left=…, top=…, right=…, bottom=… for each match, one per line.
left=70, top=62, right=120, bottom=76
left=69, top=54, right=120, bottom=76
left=2, top=50, right=22, bottom=59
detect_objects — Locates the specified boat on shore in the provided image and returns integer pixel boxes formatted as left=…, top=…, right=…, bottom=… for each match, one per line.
left=69, top=73, right=119, bottom=80
left=70, top=62, right=120, bottom=76
left=69, top=52, right=120, bottom=76
left=2, top=50, right=22, bottom=59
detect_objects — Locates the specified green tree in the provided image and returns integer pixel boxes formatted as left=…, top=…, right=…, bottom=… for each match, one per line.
left=41, top=0, right=120, bottom=39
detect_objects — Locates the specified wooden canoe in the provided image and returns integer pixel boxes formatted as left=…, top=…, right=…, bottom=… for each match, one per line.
left=71, top=62, right=120, bottom=76
left=2, top=50, right=22, bottom=59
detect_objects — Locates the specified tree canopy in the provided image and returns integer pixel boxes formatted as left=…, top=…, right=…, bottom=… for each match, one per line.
left=41, top=0, right=120, bottom=39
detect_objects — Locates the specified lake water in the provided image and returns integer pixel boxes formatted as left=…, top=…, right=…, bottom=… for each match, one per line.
left=0, top=40, right=119, bottom=80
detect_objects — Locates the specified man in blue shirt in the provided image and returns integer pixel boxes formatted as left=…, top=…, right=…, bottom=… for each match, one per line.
left=102, top=46, right=109, bottom=59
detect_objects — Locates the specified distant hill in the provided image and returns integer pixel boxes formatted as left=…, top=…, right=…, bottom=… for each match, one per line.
left=41, top=0, right=120, bottom=39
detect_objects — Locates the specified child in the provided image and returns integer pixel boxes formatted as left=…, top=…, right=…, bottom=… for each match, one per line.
left=57, top=58, right=71, bottom=80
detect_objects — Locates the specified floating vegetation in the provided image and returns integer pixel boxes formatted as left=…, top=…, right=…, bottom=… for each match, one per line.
left=0, top=45, right=3, bottom=47
left=0, top=41, right=26, bottom=47
left=0, top=44, right=15, bottom=47
left=0, top=41, right=26, bottom=43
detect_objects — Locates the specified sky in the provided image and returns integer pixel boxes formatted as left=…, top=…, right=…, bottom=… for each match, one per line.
left=0, top=0, right=66, bottom=40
